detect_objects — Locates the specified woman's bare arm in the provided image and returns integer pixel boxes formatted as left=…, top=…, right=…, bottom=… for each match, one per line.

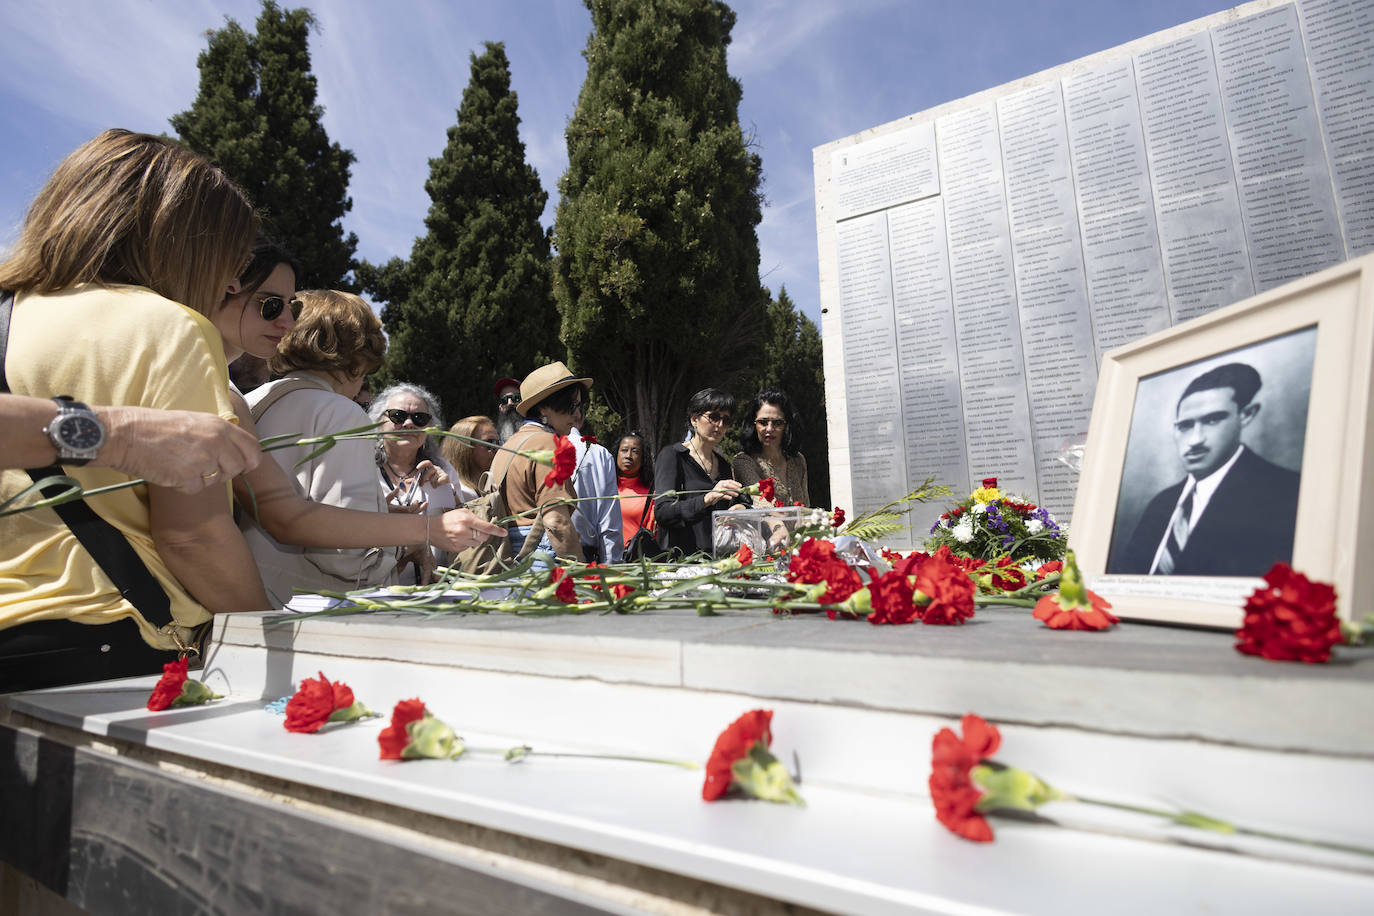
left=149, top=482, right=270, bottom=613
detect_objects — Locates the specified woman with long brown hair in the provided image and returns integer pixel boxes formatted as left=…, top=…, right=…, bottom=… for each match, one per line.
left=0, top=129, right=268, bottom=688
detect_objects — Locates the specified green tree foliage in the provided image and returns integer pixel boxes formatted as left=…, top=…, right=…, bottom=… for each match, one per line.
left=554, top=0, right=768, bottom=456
left=734, top=287, right=829, bottom=507
left=172, top=0, right=357, bottom=288
left=358, top=41, right=559, bottom=423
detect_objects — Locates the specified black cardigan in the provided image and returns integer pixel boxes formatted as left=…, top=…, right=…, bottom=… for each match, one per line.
left=652, top=442, right=749, bottom=559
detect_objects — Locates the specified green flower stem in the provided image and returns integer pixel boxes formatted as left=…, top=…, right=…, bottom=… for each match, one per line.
left=1067, top=793, right=1374, bottom=859
left=468, top=744, right=700, bottom=769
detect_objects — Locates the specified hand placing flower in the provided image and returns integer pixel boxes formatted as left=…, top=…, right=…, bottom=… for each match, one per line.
left=1033, top=550, right=1118, bottom=631
left=377, top=698, right=465, bottom=760
left=283, top=671, right=379, bottom=733
left=1236, top=563, right=1341, bottom=663
left=146, top=657, right=221, bottom=711
left=740, top=476, right=776, bottom=503
left=702, top=709, right=803, bottom=805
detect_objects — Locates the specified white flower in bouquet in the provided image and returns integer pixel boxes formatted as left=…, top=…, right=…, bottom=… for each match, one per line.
left=952, top=518, right=975, bottom=543
left=972, top=502, right=987, bottom=515
left=1026, top=519, right=1044, bottom=534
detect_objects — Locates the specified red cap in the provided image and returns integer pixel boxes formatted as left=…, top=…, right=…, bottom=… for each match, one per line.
left=493, top=377, right=520, bottom=395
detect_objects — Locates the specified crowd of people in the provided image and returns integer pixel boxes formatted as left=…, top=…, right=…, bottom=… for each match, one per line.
left=0, top=129, right=811, bottom=692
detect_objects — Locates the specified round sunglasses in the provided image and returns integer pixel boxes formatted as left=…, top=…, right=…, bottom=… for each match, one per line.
left=383, top=408, right=433, bottom=427
left=257, top=295, right=304, bottom=322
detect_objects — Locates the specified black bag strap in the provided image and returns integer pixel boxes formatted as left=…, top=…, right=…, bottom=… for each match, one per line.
left=0, top=290, right=174, bottom=629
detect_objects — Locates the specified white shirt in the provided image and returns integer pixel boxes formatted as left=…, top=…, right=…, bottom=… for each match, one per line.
left=1149, top=444, right=1246, bottom=574
left=569, top=427, right=624, bottom=563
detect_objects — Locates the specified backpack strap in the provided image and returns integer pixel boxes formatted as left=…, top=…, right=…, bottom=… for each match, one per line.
left=248, top=375, right=330, bottom=423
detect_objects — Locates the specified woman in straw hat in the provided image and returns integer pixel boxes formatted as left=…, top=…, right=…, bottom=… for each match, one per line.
left=488, top=361, right=587, bottom=567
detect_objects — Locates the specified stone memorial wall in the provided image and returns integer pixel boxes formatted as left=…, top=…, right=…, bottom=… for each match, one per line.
left=814, top=0, right=1374, bottom=547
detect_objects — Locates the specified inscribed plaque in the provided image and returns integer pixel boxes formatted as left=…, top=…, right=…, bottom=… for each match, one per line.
left=1299, top=0, right=1374, bottom=255
left=1136, top=31, right=1255, bottom=324
left=1064, top=60, right=1172, bottom=358
left=936, top=105, right=1037, bottom=499
left=997, top=83, right=1097, bottom=519
left=836, top=212, right=911, bottom=545
left=831, top=124, right=940, bottom=221
left=1214, top=3, right=1346, bottom=289
left=888, top=196, right=968, bottom=534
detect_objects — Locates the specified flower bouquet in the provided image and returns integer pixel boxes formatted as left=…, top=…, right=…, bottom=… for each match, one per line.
left=925, top=478, right=1065, bottom=564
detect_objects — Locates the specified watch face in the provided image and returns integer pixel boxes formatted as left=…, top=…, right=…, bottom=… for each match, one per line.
left=58, top=415, right=103, bottom=450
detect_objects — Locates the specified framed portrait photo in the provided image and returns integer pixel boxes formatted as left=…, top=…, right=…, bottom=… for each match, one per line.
left=1071, top=253, right=1374, bottom=628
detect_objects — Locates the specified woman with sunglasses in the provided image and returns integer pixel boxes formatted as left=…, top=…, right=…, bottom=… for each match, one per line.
left=733, top=388, right=809, bottom=508
left=653, top=388, right=750, bottom=559
left=214, top=248, right=501, bottom=596
left=369, top=383, right=460, bottom=582
left=240, top=290, right=399, bottom=606
left=440, top=415, right=500, bottom=505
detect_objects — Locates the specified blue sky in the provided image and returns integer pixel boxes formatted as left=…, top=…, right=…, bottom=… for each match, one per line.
left=0, top=0, right=1232, bottom=324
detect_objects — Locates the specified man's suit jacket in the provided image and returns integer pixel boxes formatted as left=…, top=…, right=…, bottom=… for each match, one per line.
left=1110, top=448, right=1300, bottom=576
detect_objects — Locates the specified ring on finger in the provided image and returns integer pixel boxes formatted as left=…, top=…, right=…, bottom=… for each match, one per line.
left=200, top=469, right=220, bottom=480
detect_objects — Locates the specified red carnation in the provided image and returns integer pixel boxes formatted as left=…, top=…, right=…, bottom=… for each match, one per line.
left=702, top=709, right=773, bottom=800
left=550, top=566, right=578, bottom=603
left=735, top=544, right=753, bottom=566
left=1034, top=561, right=1063, bottom=581
left=583, top=434, right=597, bottom=447
left=378, top=698, right=428, bottom=760
left=611, top=583, right=635, bottom=600
left=542, top=435, right=578, bottom=487
left=981, top=477, right=998, bottom=489
left=990, top=557, right=1027, bottom=592
left=913, top=548, right=977, bottom=625
left=146, top=657, right=190, bottom=711
left=929, top=713, right=1000, bottom=842
left=1032, top=551, right=1118, bottom=631
left=830, top=506, right=845, bottom=528
left=758, top=477, right=776, bottom=503
left=1236, top=563, right=1341, bottom=663
left=786, top=537, right=863, bottom=606
left=864, top=567, right=920, bottom=625
left=284, top=672, right=357, bottom=733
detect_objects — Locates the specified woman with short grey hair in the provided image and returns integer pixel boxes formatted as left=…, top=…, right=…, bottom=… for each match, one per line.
left=370, top=382, right=459, bottom=582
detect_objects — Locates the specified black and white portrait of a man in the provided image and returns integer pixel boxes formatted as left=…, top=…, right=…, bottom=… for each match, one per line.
left=1107, top=327, right=1315, bottom=577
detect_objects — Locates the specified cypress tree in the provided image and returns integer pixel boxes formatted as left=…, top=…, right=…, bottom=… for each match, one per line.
left=359, top=41, right=558, bottom=422
left=172, top=0, right=357, bottom=288
left=554, top=0, right=768, bottom=455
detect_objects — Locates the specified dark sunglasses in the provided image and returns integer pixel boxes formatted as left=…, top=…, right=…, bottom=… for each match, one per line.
left=700, top=411, right=732, bottom=425
left=498, top=393, right=520, bottom=405
left=383, top=408, right=432, bottom=427
left=258, top=295, right=303, bottom=322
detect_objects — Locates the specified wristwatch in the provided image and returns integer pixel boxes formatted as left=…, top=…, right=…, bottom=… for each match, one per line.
left=44, top=396, right=105, bottom=466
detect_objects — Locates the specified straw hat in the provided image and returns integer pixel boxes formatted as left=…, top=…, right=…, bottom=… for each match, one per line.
left=517, top=361, right=593, bottom=415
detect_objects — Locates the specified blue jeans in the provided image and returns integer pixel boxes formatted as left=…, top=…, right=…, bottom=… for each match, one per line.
left=508, top=524, right=554, bottom=573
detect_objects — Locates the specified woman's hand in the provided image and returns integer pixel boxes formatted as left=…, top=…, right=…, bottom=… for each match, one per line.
left=704, top=478, right=743, bottom=507
left=395, top=543, right=437, bottom=585
left=98, top=405, right=262, bottom=493
left=414, top=459, right=450, bottom=489
left=428, top=507, right=507, bottom=553
left=385, top=486, right=428, bottom=514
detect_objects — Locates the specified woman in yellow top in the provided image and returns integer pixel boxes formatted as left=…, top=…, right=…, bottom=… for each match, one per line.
left=0, top=129, right=268, bottom=689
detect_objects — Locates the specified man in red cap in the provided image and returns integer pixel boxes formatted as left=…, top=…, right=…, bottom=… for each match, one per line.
left=494, top=376, right=522, bottom=444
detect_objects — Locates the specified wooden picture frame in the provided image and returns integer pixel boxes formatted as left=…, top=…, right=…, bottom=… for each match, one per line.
left=1071, top=253, right=1374, bottom=628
